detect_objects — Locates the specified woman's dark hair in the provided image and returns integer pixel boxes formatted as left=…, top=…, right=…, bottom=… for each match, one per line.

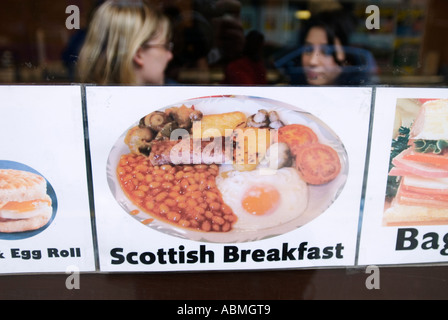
left=275, top=9, right=376, bottom=85
left=287, top=9, right=376, bottom=85
left=299, top=9, right=356, bottom=66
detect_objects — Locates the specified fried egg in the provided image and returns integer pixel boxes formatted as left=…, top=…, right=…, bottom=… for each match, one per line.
left=216, top=167, right=308, bottom=231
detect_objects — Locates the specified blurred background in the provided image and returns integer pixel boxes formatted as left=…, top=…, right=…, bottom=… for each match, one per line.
left=0, top=0, right=447, bottom=86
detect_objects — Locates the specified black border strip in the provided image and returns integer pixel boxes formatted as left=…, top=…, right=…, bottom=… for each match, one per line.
left=80, top=84, right=100, bottom=271
left=354, top=86, right=377, bottom=266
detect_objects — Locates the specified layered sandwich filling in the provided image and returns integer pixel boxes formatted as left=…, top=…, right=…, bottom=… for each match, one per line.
left=0, top=195, right=52, bottom=221
left=385, top=99, right=448, bottom=225
left=0, top=169, right=52, bottom=232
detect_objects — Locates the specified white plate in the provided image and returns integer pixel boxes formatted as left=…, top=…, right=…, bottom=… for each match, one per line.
left=107, top=95, right=348, bottom=243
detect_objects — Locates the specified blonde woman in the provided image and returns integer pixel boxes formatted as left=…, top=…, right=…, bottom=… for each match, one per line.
left=77, top=0, right=173, bottom=85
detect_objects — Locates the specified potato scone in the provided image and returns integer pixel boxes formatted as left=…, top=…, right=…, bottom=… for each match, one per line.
left=195, top=111, right=246, bottom=138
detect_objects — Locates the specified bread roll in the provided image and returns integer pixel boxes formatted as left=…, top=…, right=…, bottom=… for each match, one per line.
left=0, top=169, right=52, bottom=233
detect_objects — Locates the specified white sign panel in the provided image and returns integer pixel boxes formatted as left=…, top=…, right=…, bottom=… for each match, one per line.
left=359, top=87, right=448, bottom=266
left=86, top=86, right=372, bottom=272
left=0, top=86, right=96, bottom=274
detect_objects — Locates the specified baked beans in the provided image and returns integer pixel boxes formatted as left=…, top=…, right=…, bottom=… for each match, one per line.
left=117, top=153, right=237, bottom=232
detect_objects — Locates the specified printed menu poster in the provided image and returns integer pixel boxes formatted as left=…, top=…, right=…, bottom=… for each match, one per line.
left=0, top=86, right=96, bottom=274
left=359, top=87, right=448, bottom=266
left=86, top=86, right=372, bottom=272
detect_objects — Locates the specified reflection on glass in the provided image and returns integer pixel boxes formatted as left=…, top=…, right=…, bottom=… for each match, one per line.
left=0, top=0, right=446, bottom=87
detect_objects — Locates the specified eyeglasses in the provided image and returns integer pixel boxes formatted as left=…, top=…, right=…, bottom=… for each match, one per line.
left=302, top=44, right=335, bottom=57
left=142, top=42, right=174, bottom=52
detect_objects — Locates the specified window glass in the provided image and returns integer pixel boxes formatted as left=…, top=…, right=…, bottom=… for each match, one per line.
left=0, top=0, right=446, bottom=86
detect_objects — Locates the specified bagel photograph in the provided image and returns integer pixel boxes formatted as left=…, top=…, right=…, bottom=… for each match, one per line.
left=385, top=98, right=448, bottom=226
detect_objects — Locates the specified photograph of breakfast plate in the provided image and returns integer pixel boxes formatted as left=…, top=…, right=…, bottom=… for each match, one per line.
left=106, top=95, right=348, bottom=243
left=0, top=160, right=57, bottom=240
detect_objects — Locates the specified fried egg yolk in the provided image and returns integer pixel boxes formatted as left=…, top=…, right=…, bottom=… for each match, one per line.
left=241, top=184, right=280, bottom=216
left=216, top=167, right=309, bottom=231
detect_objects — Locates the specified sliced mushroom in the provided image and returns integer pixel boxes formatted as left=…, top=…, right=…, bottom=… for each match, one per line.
left=246, top=114, right=269, bottom=128
left=189, top=109, right=203, bottom=121
left=154, top=131, right=168, bottom=141
left=268, top=110, right=280, bottom=122
left=138, top=143, right=153, bottom=157
left=165, top=105, right=203, bottom=130
left=124, top=126, right=155, bottom=156
left=269, top=120, right=284, bottom=129
left=159, top=121, right=179, bottom=138
left=139, top=111, right=171, bottom=132
left=165, top=107, right=190, bottom=129
left=253, top=109, right=269, bottom=123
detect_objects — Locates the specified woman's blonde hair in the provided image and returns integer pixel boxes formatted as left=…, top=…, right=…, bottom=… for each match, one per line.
left=77, top=0, right=170, bottom=84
